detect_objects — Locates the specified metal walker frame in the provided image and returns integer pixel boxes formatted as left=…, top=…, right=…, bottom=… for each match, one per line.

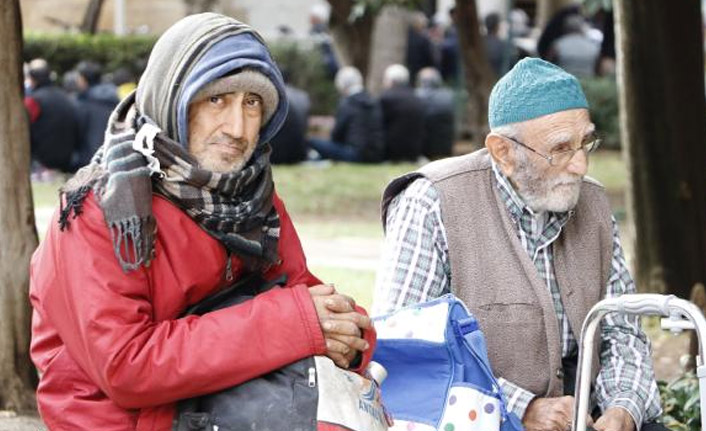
left=573, top=294, right=706, bottom=431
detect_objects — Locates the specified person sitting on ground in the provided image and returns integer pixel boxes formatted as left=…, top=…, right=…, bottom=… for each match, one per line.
left=308, top=66, right=384, bottom=163
left=30, top=13, right=375, bottom=430
left=380, top=64, right=425, bottom=162
left=24, top=58, right=80, bottom=175
left=72, top=60, right=121, bottom=169
left=374, top=58, right=664, bottom=431
left=406, top=12, right=438, bottom=84
left=415, top=67, right=455, bottom=160
left=484, top=12, right=518, bottom=77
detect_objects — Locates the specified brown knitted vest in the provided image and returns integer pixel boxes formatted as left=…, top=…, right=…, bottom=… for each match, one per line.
left=382, top=148, right=613, bottom=397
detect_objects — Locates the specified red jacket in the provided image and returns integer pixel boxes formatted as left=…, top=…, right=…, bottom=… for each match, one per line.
left=30, top=191, right=375, bottom=430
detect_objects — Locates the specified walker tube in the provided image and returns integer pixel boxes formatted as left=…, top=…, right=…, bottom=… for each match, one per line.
left=572, top=294, right=706, bottom=431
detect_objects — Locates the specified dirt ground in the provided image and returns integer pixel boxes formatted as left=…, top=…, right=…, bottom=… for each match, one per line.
left=0, top=412, right=46, bottom=431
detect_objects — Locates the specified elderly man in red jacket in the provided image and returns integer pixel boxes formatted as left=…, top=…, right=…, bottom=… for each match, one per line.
left=29, top=13, right=375, bottom=430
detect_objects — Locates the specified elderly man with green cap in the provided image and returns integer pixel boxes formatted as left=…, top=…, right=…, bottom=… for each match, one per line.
left=29, top=13, right=375, bottom=430
left=373, top=58, right=664, bottom=431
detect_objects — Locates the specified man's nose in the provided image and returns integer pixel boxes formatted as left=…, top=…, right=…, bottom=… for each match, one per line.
left=566, top=148, right=588, bottom=176
left=221, top=103, right=244, bottom=139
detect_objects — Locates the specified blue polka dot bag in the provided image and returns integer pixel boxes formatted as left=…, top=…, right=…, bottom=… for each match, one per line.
left=372, top=294, right=524, bottom=431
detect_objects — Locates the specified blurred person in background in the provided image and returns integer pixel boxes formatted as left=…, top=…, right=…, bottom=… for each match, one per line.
left=440, top=7, right=461, bottom=84
left=548, top=15, right=600, bottom=78
left=73, top=60, right=120, bottom=169
left=24, top=58, right=80, bottom=177
left=406, top=11, right=438, bottom=85
left=537, top=4, right=582, bottom=60
left=380, top=64, right=425, bottom=162
left=484, top=12, right=518, bottom=78
left=309, top=4, right=339, bottom=79
left=270, top=69, right=311, bottom=164
left=308, top=66, right=384, bottom=163
left=415, top=67, right=455, bottom=160
left=61, top=69, right=83, bottom=96
left=112, top=66, right=138, bottom=100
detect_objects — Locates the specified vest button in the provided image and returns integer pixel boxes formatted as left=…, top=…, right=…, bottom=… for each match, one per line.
left=556, top=367, right=564, bottom=379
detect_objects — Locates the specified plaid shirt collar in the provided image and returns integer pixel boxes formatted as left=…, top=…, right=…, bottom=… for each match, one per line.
left=491, top=161, right=573, bottom=245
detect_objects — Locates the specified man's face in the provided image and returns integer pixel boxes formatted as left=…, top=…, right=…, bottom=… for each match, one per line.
left=508, top=109, right=593, bottom=213
left=188, top=91, right=263, bottom=173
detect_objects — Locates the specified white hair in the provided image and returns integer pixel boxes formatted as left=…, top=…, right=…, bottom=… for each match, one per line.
left=490, top=123, right=523, bottom=140
left=383, top=64, right=410, bottom=88
left=410, top=12, right=428, bottom=30
left=335, top=66, right=363, bottom=95
left=417, top=67, right=442, bottom=89
left=310, top=4, right=330, bottom=22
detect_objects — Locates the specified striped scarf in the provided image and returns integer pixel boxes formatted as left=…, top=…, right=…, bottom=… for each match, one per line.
left=60, top=93, right=280, bottom=272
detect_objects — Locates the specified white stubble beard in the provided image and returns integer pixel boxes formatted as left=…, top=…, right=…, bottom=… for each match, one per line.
left=510, top=151, right=583, bottom=213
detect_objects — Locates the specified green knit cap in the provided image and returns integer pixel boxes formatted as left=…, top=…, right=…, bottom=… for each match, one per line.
left=488, top=57, right=589, bottom=129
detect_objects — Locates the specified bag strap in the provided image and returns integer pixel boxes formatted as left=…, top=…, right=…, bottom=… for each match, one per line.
left=454, top=317, right=524, bottom=431
left=174, top=273, right=290, bottom=431
left=183, top=273, right=288, bottom=316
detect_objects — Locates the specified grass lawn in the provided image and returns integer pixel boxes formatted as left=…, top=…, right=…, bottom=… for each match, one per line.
left=272, top=162, right=417, bottom=221
left=31, top=149, right=627, bottom=216
left=309, top=265, right=376, bottom=310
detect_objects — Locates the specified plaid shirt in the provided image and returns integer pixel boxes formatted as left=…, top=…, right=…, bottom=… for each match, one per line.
left=373, top=163, right=662, bottom=426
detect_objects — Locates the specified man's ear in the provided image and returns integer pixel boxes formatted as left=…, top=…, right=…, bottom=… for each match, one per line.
left=485, top=133, right=515, bottom=176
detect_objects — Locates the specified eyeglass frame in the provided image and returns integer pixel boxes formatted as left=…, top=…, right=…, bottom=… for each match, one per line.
left=498, top=133, right=602, bottom=166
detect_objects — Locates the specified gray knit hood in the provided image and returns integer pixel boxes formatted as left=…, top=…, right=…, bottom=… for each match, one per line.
left=136, top=12, right=288, bottom=146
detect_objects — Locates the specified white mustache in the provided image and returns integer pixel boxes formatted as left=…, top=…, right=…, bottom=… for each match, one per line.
left=210, top=138, right=247, bottom=150
left=549, top=175, right=582, bottom=188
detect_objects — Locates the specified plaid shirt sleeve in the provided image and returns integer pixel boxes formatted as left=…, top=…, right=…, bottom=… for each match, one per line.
left=497, top=378, right=537, bottom=419
left=372, top=178, right=451, bottom=316
left=594, top=216, right=663, bottom=427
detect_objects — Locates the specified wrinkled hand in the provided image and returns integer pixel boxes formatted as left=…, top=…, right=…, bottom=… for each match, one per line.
left=309, top=284, right=372, bottom=368
left=594, top=408, right=634, bottom=431
left=523, top=396, right=592, bottom=431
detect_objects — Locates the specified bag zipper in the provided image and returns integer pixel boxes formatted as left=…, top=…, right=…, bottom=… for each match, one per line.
left=308, top=366, right=316, bottom=387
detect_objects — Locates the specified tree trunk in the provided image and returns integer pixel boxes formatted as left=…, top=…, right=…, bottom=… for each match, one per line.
left=615, top=0, right=706, bottom=297
left=0, top=0, right=40, bottom=412
left=328, top=0, right=375, bottom=78
left=366, top=6, right=409, bottom=96
left=535, top=0, right=573, bottom=31
left=80, top=0, right=106, bottom=34
left=453, top=0, right=496, bottom=145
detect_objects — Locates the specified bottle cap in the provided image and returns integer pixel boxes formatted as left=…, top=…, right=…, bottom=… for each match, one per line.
left=367, top=361, right=387, bottom=385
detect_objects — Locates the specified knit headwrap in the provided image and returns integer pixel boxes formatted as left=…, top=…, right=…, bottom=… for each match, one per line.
left=59, top=13, right=288, bottom=273
left=488, top=57, right=589, bottom=129
left=192, top=70, right=279, bottom=126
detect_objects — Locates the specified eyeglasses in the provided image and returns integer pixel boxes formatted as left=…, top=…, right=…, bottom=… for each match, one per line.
left=499, top=134, right=602, bottom=167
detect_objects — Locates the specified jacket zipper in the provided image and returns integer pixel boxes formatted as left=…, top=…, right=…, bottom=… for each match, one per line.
left=308, top=366, right=316, bottom=387
left=225, top=251, right=234, bottom=282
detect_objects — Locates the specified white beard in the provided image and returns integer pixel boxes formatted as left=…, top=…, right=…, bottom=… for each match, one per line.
left=511, top=152, right=583, bottom=213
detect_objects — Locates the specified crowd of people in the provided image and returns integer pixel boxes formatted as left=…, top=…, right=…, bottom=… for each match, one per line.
left=303, top=63, right=454, bottom=164
left=268, top=4, right=614, bottom=166
left=23, top=58, right=138, bottom=181
left=23, top=5, right=615, bottom=174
